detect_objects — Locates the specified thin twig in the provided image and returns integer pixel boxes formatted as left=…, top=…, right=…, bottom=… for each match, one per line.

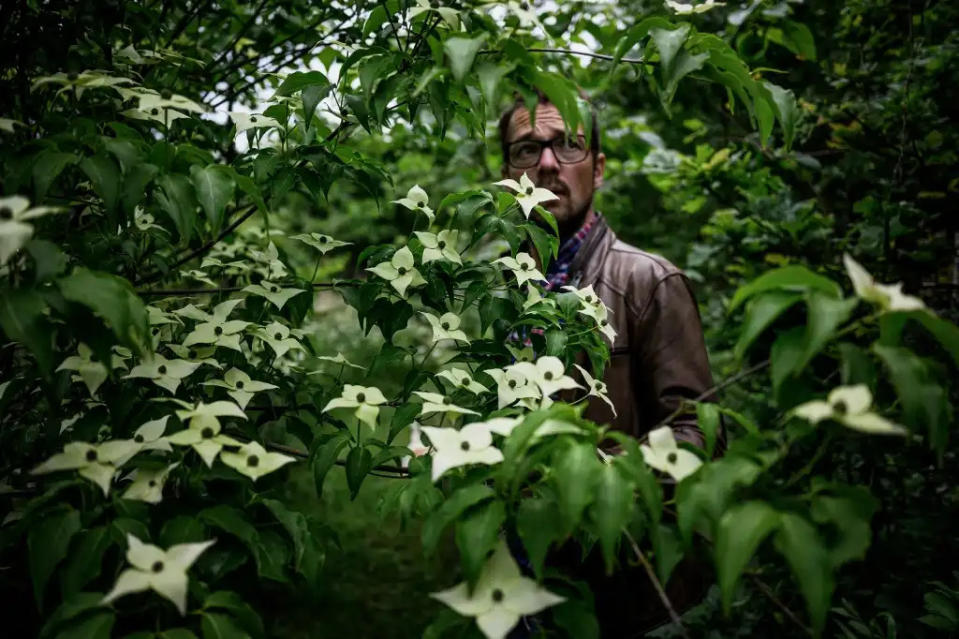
left=623, top=529, right=691, bottom=639
left=748, top=573, right=814, bottom=636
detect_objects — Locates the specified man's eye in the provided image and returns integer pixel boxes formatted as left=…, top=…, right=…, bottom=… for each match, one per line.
left=563, top=138, right=584, bottom=150
left=513, top=143, right=540, bottom=157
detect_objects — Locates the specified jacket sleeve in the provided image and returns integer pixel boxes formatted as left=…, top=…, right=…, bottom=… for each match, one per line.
left=632, top=272, right=720, bottom=450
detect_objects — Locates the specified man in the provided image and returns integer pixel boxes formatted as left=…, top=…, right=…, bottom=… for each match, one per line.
left=499, top=94, right=715, bottom=448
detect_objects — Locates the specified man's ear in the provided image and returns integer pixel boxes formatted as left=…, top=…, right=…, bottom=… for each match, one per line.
left=593, top=152, right=606, bottom=189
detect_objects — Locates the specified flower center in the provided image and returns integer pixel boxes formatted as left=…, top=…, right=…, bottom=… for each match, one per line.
left=157, top=365, right=167, bottom=375
left=520, top=263, right=529, bottom=270
left=441, top=322, right=450, bottom=330
left=274, top=332, right=282, bottom=340
left=85, top=450, right=98, bottom=462
left=250, top=115, right=258, bottom=123
left=134, top=434, right=145, bottom=443
left=269, top=285, right=278, bottom=293
left=600, top=319, right=608, bottom=326
left=417, top=201, right=424, bottom=208
left=247, top=455, right=259, bottom=467
left=160, top=89, right=172, bottom=100
left=319, top=236, right=328, bottom=243
left=438, top=241, right=446, bottom=249
left=66, top=71, right=78, bottom=81
left=151, top=561, right=164, bottom=573
left=148, top=480, right=157, bottom=487
left=834, top=400, right=848, bottom=415
left=235, top=380, right=245, bottom=389
left=151, top=327, right=160, bottom=335
left=356, top=393, right=366, bottom=403
left=460, top=441, right=470, bottom=451
left=0, top=207, right=12, bottom=221
left=525, top=187, right=533, bottom=195
left=585, top=295, right=593, bottom=303
left=492, top=588, right=504, bottom=602
left=214, top=326, right=223, bottom=335
left=189, top=349, right=198, bottom=359
left=543, top=372, right=553, bottom=381
left=150, top=107, right=159, bottom=115
left=397, top=266, right=407, bottom=275
left=508, top=380, right=517, bottom=388
left=201, top=427, right=214, bottom=439
left=667, top=452, right=678, bottom=464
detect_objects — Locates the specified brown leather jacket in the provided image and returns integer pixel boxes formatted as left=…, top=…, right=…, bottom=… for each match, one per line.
left=564, top=214, right=716, bottom=447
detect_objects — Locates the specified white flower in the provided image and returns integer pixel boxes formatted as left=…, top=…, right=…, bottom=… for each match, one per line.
left=507, top=356, right=581, bottom=401
left=436, top=368, right=488, bottom=395
left=165, top=401, right=247, bottom=467
left=392, top=184, right=434, bottom=224
left=431, top=540, right=564, bottom=639
left=421, top=423, right=502, bottom=481
left=0, top=117, right=23, bottom=133
left=401, top=422, right=431, bottom=468
left=522, top=286, right=555, bottom=312
left=201, top=367, right=278, bottom=409
left=791, top=384, right=907, bottom=435
left=114, top=416, right=175, bottom=466
left=413, top=391, right=480, bottom=418
left=314, top=352, right=365, bottom=371
left=640, top=426, right=702, bottom=482
left=409, top=0, right=461, bottom=28
left=243, top=280, right=306, bottom=310
left=31, top=440, right=140, bottom=496
left=482, top=368, right=541, bottom=409
left=166, top=344, right=223, bottom=369
left=134, top=208, right=168, bottom=233
left=121, top=107, right=193, bottom=126
left=291, top=232, right=351, bottom=254
left=178, top=299, right=250, bottom=352
left=102, top=534, right=215, bottom=615
left=573, top=364, right=616, bottom=416
left=219, top=440, right=295, bottom=481
left=493, top=172, right=558, bottom=219
left=180, top=269, right=217, bottom=287
left=323, top=384, right=388, bottom=429
left=138, top=91, right=205, bottom=114
left=57, top=343, right=124, bottom=397
left=122, top=463, right=178, bottom=504
left=125, top=355, right=202, bottom=394
left=501, top=1, right=546, bottom=31
left=229, top=111, right=283, bottom=133
left=474, top=416, right=524, bottom=437
left=367, top=245, right=427, bottom=297
left=665, top=0, right=725, bottom=15
left=0, top=195, right=61, bottom=264
left=843, top=254, right=928, bottom=314
left=255, top=321, right=303, bottom=359
left=564, top=285, right=617, bottom=343
left=415, top=230, right=462, bottom=265
left=494, top=252, right=546, bottom=287
left=421, top=311, right=470, bottom=344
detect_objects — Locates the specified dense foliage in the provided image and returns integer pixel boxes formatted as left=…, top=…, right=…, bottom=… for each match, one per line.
left=1, top=1, right=957, bottom=638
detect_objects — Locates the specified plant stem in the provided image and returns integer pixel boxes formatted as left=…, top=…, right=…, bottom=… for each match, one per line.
left=623, top=529, right=691, bottom=639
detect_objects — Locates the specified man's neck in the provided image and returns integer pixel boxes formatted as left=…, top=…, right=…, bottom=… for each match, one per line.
left=558, top=207, right=596, bottom=245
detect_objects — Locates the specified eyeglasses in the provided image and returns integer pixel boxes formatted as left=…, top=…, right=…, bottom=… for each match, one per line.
left=506, top=135, right=590, bottom=168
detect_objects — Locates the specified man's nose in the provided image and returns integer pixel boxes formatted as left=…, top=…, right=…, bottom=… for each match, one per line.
left=537, top=144, right=560, bottom=171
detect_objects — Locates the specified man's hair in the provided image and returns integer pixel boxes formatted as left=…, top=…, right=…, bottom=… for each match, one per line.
left=498, top=89, right=601, bottom=166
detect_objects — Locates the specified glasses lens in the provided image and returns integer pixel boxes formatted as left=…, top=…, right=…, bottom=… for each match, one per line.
left=554, top=137, right=587, bottom=163
left=509, top=141, right=541, bottom=168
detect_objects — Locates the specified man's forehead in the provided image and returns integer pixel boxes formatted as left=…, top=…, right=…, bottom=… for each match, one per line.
left=507, top=103, right=583, bottom=140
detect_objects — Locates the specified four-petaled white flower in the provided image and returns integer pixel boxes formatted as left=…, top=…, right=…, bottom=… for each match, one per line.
left=413, top=391, right=480, bottom=417
left=401, top=422, right=431, bottom=468
left=367, top=246, right=427, bottom=297
left=493, top=172, right=558, bottom=219
left=138, top=91, right=205, bottom=114
left=573, top=364, right=616, bottom=416
left=255, top=321, right=303, bottom=359
left=134, top=208, right=167, bottom=233
left=507, top=356, right=581, bottom=403
left=243, top=280, right=306, bottom=310
left=122, top=463, right=178, bottom=504
left=180, top=269, right=217, bottom=287
left=791, top=384, right=906, bottom=435
left=291, top=232, right=351, bottom=254
left=31, top=440, right=140, bottom=496
left=665, top=0, right=726, bottom=15
left=102, top=534, right=215, bottom=615
left=165, top=401, right=247, bottom=467
left=421, top=423, right=502, bottom=481
left=114, top=416, right=175, bottom=466
left=229, top=111, right=283, bottom=133
left=57, top=343, right=125, bottom=397
left=483, top=367, right=541, bottom=409
left=315, top=352, right=365, bottom=371
left=843, top=254, right=928, bottom=314
left=201, top=367, right=278, bottom=409
left=166, top=344, right=223, bottom=369
left=421, top=311, right=470, bottom=344
left=431, top=539, right=565, bottom=639
left=0, top=195, right=61, bottom=264
left=415, top=230, right=462, bottom=265
left=125, top=355, right=202, bottom=394
left=494, top=252, right=546, bottom=287
left=220, top=440, right=296, bottom=481
left=564, top=284, right=617, bottom=343
left=522, top=286, right=555, bottom=311
left=323, top=384, right=388, bottom=429
left=436, top=368, right=488, bottom=395
left=178, top=299, right=251, bottom=352
left=502, top=1, right=546, bottom=31
left=640, top=426, right=702, bottom=482
left=392, top=185, right=434, bottom=224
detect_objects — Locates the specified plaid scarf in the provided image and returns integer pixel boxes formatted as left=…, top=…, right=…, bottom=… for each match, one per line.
left=544, top=214, right=597, bottom=291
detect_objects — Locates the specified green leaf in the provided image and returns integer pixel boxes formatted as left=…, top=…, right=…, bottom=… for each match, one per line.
left=764, top=81, right=801, bottom=150
left=261, top=499, right=323, bottom=585
left=809, top=482, right=877, bottom=567
left=874, top=344, right=951, bottom=453
left=781, top=20, right=817, bottom=61
left=516, top=497, right=563, bottom=578
left=793, top=292, right=857, bottom=374
left=534, top=71, right=581, bottom=136
left=422, top=484, right=494, bottom=554
left=443, top=34, right=488, bottom=82
left=276, top=70, right=329, bottom=96
left=345, top=445, right=373, bottom=499
left=0, top=288, right=55, bottom=375
left=28, top=504, right=81, bottom=608
left=589, top=463, right=634, bottom=574
left=455, top=498, right=506, bottom=587
left=26, top=239, right=68, bottom=282
left=79, top=153, right=121, bottom=215
left=476, top=62, right=514, bottom=111
left=716, top=500, right=780, bottom=612
left=552, top=440, right=602, bottom=531
left=838, top=343, right=877, bottom=388
left=609, top=16, right=674, bottom=73
left=60, top=526, right=112, bottom=597
left=160, top=515, right=208, bottom=546
left=53, top=611, right=114, bottom=639
left=58, top=267, right=151, bottom=355
left=770, top=326, right=805, bottom=393
left=40, top=593, right=104, bottom=639
left=914, top=312, right=959, bottom=369
left=649, top=25, right=707, bottom=109
left=120, top=163, right=159, bottom=215
left=204, top=591, right=265, bottom=638
left=201, top=612, right=251, bottom=639
left=695, top=402, right=721, bottom=458
left=650, top=524, right=684, bottom=585
left=552, top=600, right=600, bottom=639
left=729, top=265, right=841, bottom=311
left=190, top=165, right=235, bottom=232
left=774, top=513, right=834, bottom=634
left=522, top=222, right=559, bottom=266
left=155, top=173, right=198, bottom=243
left=33, top=150, right=77, bottom=199
left=200, top=505, right=286, bottom=582
left=545, top=328, right=568, bottom=357
left=734, top=291, right=803, bottom=360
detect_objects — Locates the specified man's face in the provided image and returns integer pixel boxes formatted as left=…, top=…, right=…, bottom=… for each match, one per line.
left=502, top=102, right=605, bottom=235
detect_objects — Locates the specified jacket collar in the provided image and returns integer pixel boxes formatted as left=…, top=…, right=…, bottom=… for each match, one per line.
left=568, top=213, right=616, bottom=289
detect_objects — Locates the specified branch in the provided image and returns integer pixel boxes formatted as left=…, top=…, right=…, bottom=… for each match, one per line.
left=208, top=0, right=270, bottom=70
left=623, top=529, right=691, bottom=639
left=748, top=573, right=814, bottom=637
left=165, top=0, right=214, bottom=47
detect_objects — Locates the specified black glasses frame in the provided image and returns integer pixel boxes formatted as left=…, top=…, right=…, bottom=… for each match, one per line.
left=506, top=134, right=590, bottom=168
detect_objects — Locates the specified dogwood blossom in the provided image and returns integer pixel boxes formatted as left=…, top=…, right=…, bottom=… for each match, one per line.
left=255, top=321, right=303, bottom=359
left=392, top=184, right=434, bottom=224
left=179, top=269, right=217, bottom=287
left=165, top=401, right=247, bottom=467
left=564, top=284, right=617, bottom=342
left=431, top=540, right=564, bottom=639
left=249, top=242, right=289, bottom=280
left=201, top=367, right=278, bottom=409
left=401, top=422, right=431, bottom=468
left=494, top=252, right=546, bottom=287
left=125, top=355, right=201, bottom=394
left=57, top=343, right=126, bottom=397
left=421, top=423, right=503, bottom=481
left=413, top=391, right=480, bottom=417
left=493, top=172, right=558, bottom=218
left=843, top=254, right=928, bottom=313
left=134, top=208, right=167, bottom=233
left=229, top=111, right=282, bottom=133
left=436, top=368, right=488, bottom=394
left=220, top=441, right=295, bottom=481
left=641, top=426, right=702, bottom=482
left=102, top=534, right=215, bottom=614
left=323, top=384, right=388, bottom=428
left=122, top=463, right=178, bottom=504
left=791, top=384, right=907, bottom=435
left=291, top=232, right=351, bottom=254
left=178, top=299, right=251, bottom=352
left=243, top=280, right=306, bottom=310
left=0, top=195, right=61, bottom=264
left=409, top=0, right=461, bottom=28
left=665, top=0, right=725, bottom=15
left=421, top=311, right=470, bottom=344
left=415, top=230, right=462, bottom=264
left=31, top=440, right=139, bottom=496
left=112, top=416, right=174, bottom=466
left=573, top=364, right=616, bottom=416
left=166, top=344, right=223, bottom=369
left=507, top=356, right=581, bottom=403
left=367, top=246, right=427, bottom=297
left=314, top=352, right=366, bottom=372
left=483, top=367, right=541, bottom=409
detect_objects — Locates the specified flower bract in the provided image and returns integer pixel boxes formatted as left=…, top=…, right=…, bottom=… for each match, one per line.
left=322, top=384, right=388, bottom=428
left=421, top=311, right=470, bottom=344
left=493, top=172, right=558, bottom=218
left=392, top=184, right=434, bottom=224
left=421, top=423, right=502, bottom=481
left=220, top=440, right=295, bottom=481
left=493, top=252, right=546, bottom=287
left=640, top=426, right=702, bottom=482
left=367, top=246, right=427, bottom=297
left=415, top=229, right=462, bottom=264
left=843, top=253, right=928, bottom=314
left=791, top=384, right=907, bottom=435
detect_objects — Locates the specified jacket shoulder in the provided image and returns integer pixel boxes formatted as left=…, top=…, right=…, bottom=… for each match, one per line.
left=596, top=240, right=690, bottom=318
